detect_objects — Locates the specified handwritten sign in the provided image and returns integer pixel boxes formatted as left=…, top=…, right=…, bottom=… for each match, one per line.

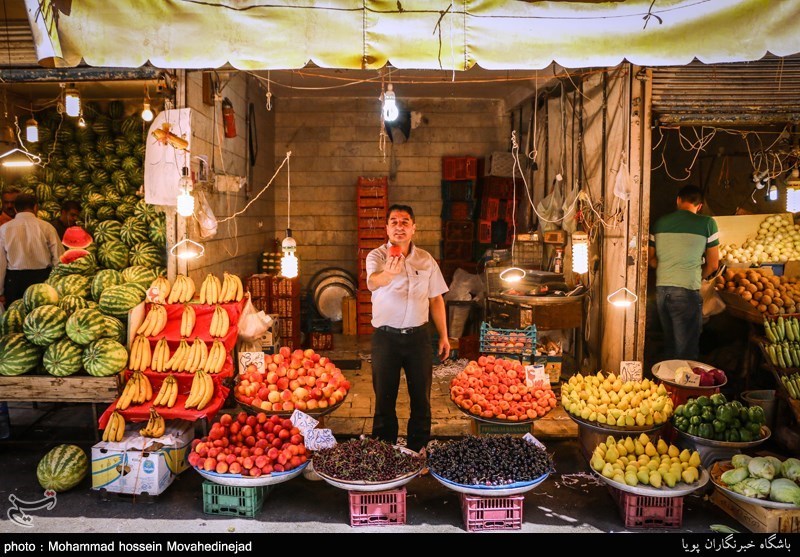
left=304, top=429, right=337, bottom=451
left=290, top=410, right=319, bottom=435
left=525, top=364, right=549, bottom=389
left=522, top=433, right=546, bottom=451
left=238, top=351, right=265, bottom=374
left=683, top=372, right=702, bottom=387
left=620, top=361, right=643, bottom=382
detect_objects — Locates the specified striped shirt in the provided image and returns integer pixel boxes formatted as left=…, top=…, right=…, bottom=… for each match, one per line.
left=0, top=212, right=63, bottom=296
left=649, top=209, right=719, bottom=291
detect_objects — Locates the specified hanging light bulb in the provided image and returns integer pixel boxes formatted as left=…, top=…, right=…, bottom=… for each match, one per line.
left=382, top=84, right=399, bottom=122
left=571, top=231, right=589, bottom=274
left=64, top=84, right=81, bottom=117
left=77, top=109, right=87, bottom=128
left=281, top=229, right=298, bottom=278
left=25, top=117, right=38, bottom=143
left=607, top=287, right=638, bottom=308
left=786, top=168, right=800, bottom=213
left=170, top=236, right=204, bottom=260
left=141, top=102, right=154, bottom=122
left=499, top=267, right=526, bottom=283
left=767, top=183, right=778, bottom=202
left=176, top=166, right=194, bottom=217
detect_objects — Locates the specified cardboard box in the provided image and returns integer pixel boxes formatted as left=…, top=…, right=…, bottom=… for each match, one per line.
left=91, top=420, right=194, bottom=496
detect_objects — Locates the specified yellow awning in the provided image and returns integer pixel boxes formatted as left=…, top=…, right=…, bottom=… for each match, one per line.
left=25, top=0, right=800, bottom=70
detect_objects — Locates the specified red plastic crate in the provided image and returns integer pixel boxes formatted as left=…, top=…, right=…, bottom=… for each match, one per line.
left=478, top=220, right=492, bottom=243
left=483, top=176, right=515, bottom=198
left=480, top=197, right=500, bottom=221
left=461, top=494, right=523, bottom=532
left=349, top=488, right=406, bottom=527
left=609, top=486, right=683, bottom=529
left=442, top=157, right=478, bottom=181
left=442, top=201, right=475, bottom=221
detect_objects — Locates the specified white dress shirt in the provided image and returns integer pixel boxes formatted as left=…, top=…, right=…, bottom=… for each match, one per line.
left=0, top=212, right=63, bottom=296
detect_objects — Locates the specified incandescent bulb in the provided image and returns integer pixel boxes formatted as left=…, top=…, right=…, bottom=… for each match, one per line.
left=141, top=102, right=154, bottom=122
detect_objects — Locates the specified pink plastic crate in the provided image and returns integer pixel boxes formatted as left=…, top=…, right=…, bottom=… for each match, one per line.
left=349, top=488, right=406, bottom=527
left=609, top=486, right=684, bottom=529
left=461, top=494, right=523, bottom=532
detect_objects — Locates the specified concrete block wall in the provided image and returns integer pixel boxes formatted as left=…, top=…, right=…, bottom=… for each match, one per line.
left=273, top=97, right=509, bottom=288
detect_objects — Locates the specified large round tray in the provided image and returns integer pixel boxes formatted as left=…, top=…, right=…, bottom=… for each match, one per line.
left=652, top=360, right=727, bottom=390
left=593, top=467, right=710, bottom=498
left=313, top=447, right=424, bottom=492
left=711, top=461, right=800, bottom=510
left=194, top=460, right=308, bottom=487
left=568, top=412, right=667, bottom=435
left=237, top=392, right=348, bottom=418
left=674, top=425, right=771, bottom=449
left=452, top=397, right=538, bottom=425
left=430, top=469, right=550, bottom=497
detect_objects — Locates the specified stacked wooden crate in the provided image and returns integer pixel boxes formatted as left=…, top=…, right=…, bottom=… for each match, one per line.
left=477, top=176, right=518, bottom=255
left=270, top=277, right=301, bottom=349
left=356, top=177, right=388, bottom=335
left=440, top=156, right=478, bottom=284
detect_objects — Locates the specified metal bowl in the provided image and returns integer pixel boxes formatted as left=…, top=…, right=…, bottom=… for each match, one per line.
left=452, top=398, right=538, bottom=425
left=593, top=467, right=710, bottom=498
left=237, top=392, right=348, bottom=418
left=312, top=447, right=425, bottom=492
left=652, top=360, right=727, bottom=390
left=194, top=460, right=308, bottom=487
left=429, top=469, right=550, bottom=497
left=674, top=425, right=771, bottom=449
left=711, top=461, right=800, bottom=510
left=567, top=412, right=667, bottom=435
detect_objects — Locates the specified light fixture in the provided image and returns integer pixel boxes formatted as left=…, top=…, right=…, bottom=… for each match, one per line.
left=382, top=84, right=399, bottom=122
left=64, top=84, right=81, bottom=117
left=607, top=287, right=638, bottom=308
left=786, top=168, right=800, bottom=213
left=572, top=231, right=589, bottom=274
left=281, top=229, right=298, bottom=279
left=176, top=166, right=194, bottom=217
left=0, top=147, right=41, bottom=168
left=77, top=114, right=86, bottom=128
left=170, top=236, right=204, bottom=260
left=499, top=267, right=526, bottom=283
left=25, top=117, right=38, bottom=143
left=767, top=183, right=778, bottom=202
left=141, top=102, right=154, bottom=122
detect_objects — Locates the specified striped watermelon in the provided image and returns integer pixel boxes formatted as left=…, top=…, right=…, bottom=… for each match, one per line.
left=0, top=303, right=26, bottom=335
left=54, top=252, right=96, bottom=277
left=63, top=142, right=79, bottom=156
left=108, top=100, right=125, bottom=119
left=116, top=203, right=135, bottom=221
left=37, top=210, right=53, bottom=222
left=59, top=294, right=91, bottom=316
left=54, top=275, right=91, bottom=298
left=125, top=281, right=148, bottom=298
left=122, top=195, right=140, bottom=206
left=93, top=220, right=122, bottom=243
left=23, top=305, right=68, bottom=346
left=36, top=183, right=54, bottom=202
left=55, top=126, right=74, bottom=143
left=83, top=338, right=127, bottom=377
left=37, top=445, right=88, bottom=492
left=102, top=154, right=120, bottom=172
left=43, top=338, right=83, bottom=377
left=93, top=117, right=112, bottom=136
left=122, top=265, right=157, bottom=286
left=91, top=269, right=125, bottom=302
left=120, top=116, right=139, bottom=135
left=129, top=242, right=163, bottom=268
left=133, top=199, right=159, bottom=224
left=42, top=201, right=61, bottom=216
left=66, top=154, right=83, bottom=171
left=98, top=284, right=144, bottom=317
left=115, top=138, right=132, bottom=157
left=84, top=151, right=101, bottom=170
left=96, top=136, right=114, bottom=155
left=98, top=240, right=129, bottom=270
left=121, top=218, right=149, bottom=247
left=91, top=169, right=109, bottom=187
left=52, top=183, right=68, bottom=199
left=86, top=192, right=105, bottom=209
left=72, top=168, right=90, bottom=185
left=121, top=156, right=139, bottom=173
left=23, top=283, right=59, bottom=312
left=133, top=142, right=146, bottom=160
left=148, top=214, right=166, bottom=246
left=42, top=166, right=57, bottom=185
left=0, top=333, right=42, bottom=376
left=78, top=139, right=95, bottom=154
left=101, top=315, right=126, bottom=344
left=96, top=206, right=117, bottom=221
left=101, top=188, right=122, bottom=207
left=65, top=308, right=106, bottom=345
left=65, top=184, right=82, bottom=201
left=128, top=167, right=144, bottom=188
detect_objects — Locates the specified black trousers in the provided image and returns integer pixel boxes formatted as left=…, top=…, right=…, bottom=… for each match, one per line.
left=4, top=268, right=51, bottom=306
left=371, top=327, right=432, bottom=452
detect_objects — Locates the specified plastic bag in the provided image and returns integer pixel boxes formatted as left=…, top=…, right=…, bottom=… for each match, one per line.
left=237, top=295, right=273, bottom=342
left=613, top=157, right=632, bottom=201
left=701, top=267, right=726, bottom=318
left=536, top=179, right=564, bottom=232
left=444, top=268, right=485, bottom=303
left=195, top=190, right=218, bottom=240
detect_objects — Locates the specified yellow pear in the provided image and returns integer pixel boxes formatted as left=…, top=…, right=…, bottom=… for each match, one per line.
left=601, top=462, right=615, bottom=478
left=657, top=383, right=668, bottom=396
left=624, top=437, right=635, bottom=454
left=647, top=460, right=660, bottom=472
left=591, top=455, right=605, bottom=472
left=625, top=415, right=636, bottom=427
left=596, top=413, right=607, bottom=424
left=606, top=436, right=616, bottom=446
left=637, top=469, right=650, bottom=485
left=612, top=379, right=623, bottom=392
left=645, top=442, right=657, bottom=457
left=681, top=468, right=695, bottom=484
left=649, top=471, right=662, bottom=488
left=638, top=454, right=650, bottom=467
left=653, top=398, right=666, bottom=412
left=618, top=456, right=629, bottom=467
left=689, top=452, right=701, bottom=468
left=638, top=433, right=650, bottom=446
left=618, top=400, right=630, bottom=411
left=635, top=414, right=646, bottom=427
left=609, top=408, right=622, bottom=420
left=656, top=439, right=669, bottom=455
left=679, top=449, right=691, bottom=463
left=625, top=464, right=638, bottom=474
left=580, top=407, right=591, bottom=420
left=645, top=414, right=655, bottom=426
left=670, top=456, right=680, bottom=465
left=589, top=411, right=597, bottom=422
left=594, top=445, right=606, bottom=458
left=609, top=392, right=620, bottom=405
left=634, top=440, right=645, bottom=456
left=624, top=471, right=639, bottom=487
left=616, top=415, right=626, bottom=427
left=670, top=463, right=683, bottom=478
left=668, top=445, right=680, bottom=458
left=653, top=411, right=665, bottom=424
left=612, top=473, right=625, bottom=484
left=605, top=445, right=619, bottom=464
left=664, top=472, right=678, bottom=488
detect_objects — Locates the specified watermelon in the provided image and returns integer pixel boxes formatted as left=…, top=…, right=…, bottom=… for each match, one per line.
left=55, top=126, right=73, bottom=143
left=133, top=199, right=159, bottom=224
left=43, top=338, right=83, bottom=377
left=37, top=210, right=53, bottom=221
left=120, top=218, right=149, bottom=247
left=93, top=220, right=122, bottom=243
left=115, top=138, right=132, bottom=157
left=101, top=188, right=122, bottom=207
left=0, top=303, right=26, bottom=335
left=62, top=227, right=93, bottom=249
left=148, top=215, right=166, bottom=246
left=59, top=294, right=91, bottom=316
left=96, top=206, right=117, bottom=221
left=129, top=242, right=163, bottom=268
left=133, top=142, right=146, bottom=160
left=102, top=154, right=120, bottom=172
left=42, top=166, right=57, bottom=185
left=0, top=333, right=42, bottom=376
left=96, top=136, right=114, bottom=155
left=120, top=116, right=139, bottom=135
left=78, top=139, right=96, bottom=154
left=86, top=192, right=105, bottom=209
left=121, top=156, right=139, bottom=173
left=91, top=169, right=109, bottom=187
left=65, top=308, right=106, bottom=345
left=23, top=283, right=59, bottom=312
left=122, top=265, right=157, bottom=286
left=23, top=305, right=68, bottom=346
left=60, top=248, right=90, bottom=265
left=93, top=117, right=112, bottom=136
left=125, top=281, right=148, bottom=298
left=98, top=240, right=129, bottom=270
left=116, top=203, right=136, bottom=221
left=52, top=183, right=68, bottom=199
left=98, top=284, right=144, bottom=317
left=36, top=183, right=54, bottom=202
left=72, top=168, right=90, bottom=185
left=83, top=338, right=127, bottom=377
left=108, top=100, right=125, bottom=119
left=66, top=154, right=83, bottom=171
left=101, top=315, right=126, bottom=344
left=37, top=445, right=88, bottom=492
left=65, top=184, right=82, bottom=201
left=63, top=142, right=79, bottom=157
left=91, top=269, right=125, bottom=302
left=123, top=195, right=140, bottom=206
left=42, top=201, right=62, bottom=216
left=54, top=275, right=91, bottom=298
left=83, top=219, right=98, bottom=235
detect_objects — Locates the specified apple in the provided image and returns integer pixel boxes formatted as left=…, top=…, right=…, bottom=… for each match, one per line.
left=228, top=462, right=242, bottom=475
left=277, top=377, right=289, bottom=390
left=306, top=399, right=319, bottom=410
left=281, top=389, right=293, bottom=402
left=266, top=371, right=278, bottom=384
left=289, top=379, right=301, bottom=391
left=282, top=401, right=295, bottom=411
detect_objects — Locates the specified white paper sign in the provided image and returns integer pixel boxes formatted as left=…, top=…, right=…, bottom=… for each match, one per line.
left=683, top=373, right=702, bottom=387
left=525, top=364, right=549, bottom=388
left=238, top=351, right=265, bottom=374
left=620, top=361, right=643, bottom=382
left=304, top=429, right=337, bottom=451
left=290, top=410, right=319, bottom=435
left=523, top=433, right=546, bottom=451
left=146, top=285, right=162, bottom=304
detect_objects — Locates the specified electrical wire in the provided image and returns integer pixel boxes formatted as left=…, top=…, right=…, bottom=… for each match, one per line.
left=216, top=151, right=291, bottom=224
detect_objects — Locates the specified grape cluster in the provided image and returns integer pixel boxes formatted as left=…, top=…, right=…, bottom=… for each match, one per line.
left=428, top=435, right=553, bottom=486
left=313, top=438, right=425, bottom=482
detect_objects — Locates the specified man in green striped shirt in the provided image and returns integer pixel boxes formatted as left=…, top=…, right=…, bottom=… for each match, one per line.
left=648, top=185, right=719, bottom=360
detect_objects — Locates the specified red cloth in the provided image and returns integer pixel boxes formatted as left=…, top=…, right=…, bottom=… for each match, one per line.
left=98, top=384, right=229, bottom=428
left=143, top=300, right=244, bottom=352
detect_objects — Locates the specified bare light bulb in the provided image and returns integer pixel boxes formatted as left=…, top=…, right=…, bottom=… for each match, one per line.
left=141, top=102, right=154, bottom=122
left=65, top=85, right=81, bottom=117
left=383, top=84, right=399, bottom=122
left=25, top=118, right=38, bottom=143
left=281, top=231, right=298, bottom=278
left=176, top=167, right=194, bottom=217
left=572, top=231, right=589, bottom=274
left=786, top=168, right=800, bottom=213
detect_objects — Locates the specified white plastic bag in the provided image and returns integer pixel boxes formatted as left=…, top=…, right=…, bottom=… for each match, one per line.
left=195, top=190, right=218, bottom=239
left=536, top=179, right=564, bottom=232
left=701, top=267, right=726, bottom=318
left=237, top=296, right=273, bottom=342
left=613, top=157, right=632, bottom=201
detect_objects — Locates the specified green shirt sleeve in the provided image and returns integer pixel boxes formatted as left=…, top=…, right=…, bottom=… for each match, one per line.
left=707, top=217, right=719, bottom=248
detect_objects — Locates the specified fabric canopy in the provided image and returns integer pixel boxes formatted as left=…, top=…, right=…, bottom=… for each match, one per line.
left=25, top=0, right=800, bottom=70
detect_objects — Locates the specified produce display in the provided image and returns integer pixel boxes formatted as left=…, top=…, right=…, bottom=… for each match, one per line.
left=139, top=407, right=166, bottom=438
left=780, top=372, right=800, bottom=400
left=719, top=214, right=800, bottom=265
left=235, top=346, right=351, bottom=413
left=167, top=275, right=196, bottom=304
left=101, top=411, right=126, bottom=442
left=561, top=372, right=674, bottom=427
left=482, top=329, right=533, bottom=355
left=428, top=435, right=553, bottom=486
left=763, top=316, right=800, bottom=371
left=667, top=364, right=726, bottom=387
left=590, top=434, right=702, bottom=488
left=116, top=371, right=153, bottom=410
left=672, top=394, right=767, bottom=443
left=36, top=444, right=89, bottom=493
left=188, top=412, right=307, bottom=476
left=312, top=438, right=424, bottom=482
left=450, top=355, right=557, bottom=421
left=715, top=269, right=800, bottom=316
left=199, top=272, right=244, bottom=304
left=717, top=455, right=800, bottom=505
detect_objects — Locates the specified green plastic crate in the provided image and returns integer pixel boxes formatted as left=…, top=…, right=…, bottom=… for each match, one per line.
left=202, top=481, right=271, bottom=518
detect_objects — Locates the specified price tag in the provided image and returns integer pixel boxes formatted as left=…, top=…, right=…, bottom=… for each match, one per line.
left=304, top=429, right=337, bottom=451
left=290, top=410, right=319, bottom=435
left=146, top=285, right=161, bottom=304
left=683, top=373, right=702, bottom=387
left=525, top=364, right=548, bottom=388
left=238, top=351, right=265, bottom=374
left=522, top=433, right=546, bottom=451
left=620, top=361, right=643, bottom=382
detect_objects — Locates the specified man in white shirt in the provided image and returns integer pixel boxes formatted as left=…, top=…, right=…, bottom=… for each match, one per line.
left=366, top=204, right=450, bottom=453
left=0, top=194, right=63, bottom=307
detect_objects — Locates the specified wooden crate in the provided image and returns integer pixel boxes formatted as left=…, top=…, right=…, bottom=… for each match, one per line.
left=0, top=375, right=122, bottom=403
left=710, top=488, right=800, bottom=533
left=342, top=296, right=357, bottom=336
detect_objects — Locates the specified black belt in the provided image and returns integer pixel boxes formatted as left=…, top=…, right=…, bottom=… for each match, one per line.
left=377, top=324, right=427, bottom=335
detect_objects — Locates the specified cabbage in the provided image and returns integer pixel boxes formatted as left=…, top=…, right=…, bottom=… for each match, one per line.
left=748, top=457, right=776, bottom=480
left=764, top=456, right=783, bottom=478
left=721, top=467, right=750, bottom=486
left=741, top=477, right=771, bottom=499
left=769, top=478, right=800, bottom=505
left=781, top=458, right=800, bottom=482
left=731, top=454, right=752, bottom=469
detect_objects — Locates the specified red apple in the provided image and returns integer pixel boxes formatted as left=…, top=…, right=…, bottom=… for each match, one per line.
left=229, top=462, right=242, bottom=475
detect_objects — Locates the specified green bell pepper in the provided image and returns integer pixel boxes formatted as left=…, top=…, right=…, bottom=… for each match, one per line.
left=748, top=406, right=766, bottom=425
left=731, top=418, right=742, bottom=429
left=713, top=419, right=727, bottom=433
left=701, top=406, right=716, bottom=423
left=710, top=393, right=727, bottom=406
left=674, top=417, right=688, bottom=431
left=688, top=424, right=700, bottom=437
left=713, top=431, right=726, bottom=441
left=726, top=429, right=741, bottom=443
left=674, top=404, right=686, bottom=417
left=746, top=421, right=762, bottom=435
left=716, top=404, right=737, bottom=423
left=686, top=402, right=702, bottom=418
left=698, top=423, right=714, bottom=439
left=690, top=415, right=703, bottom=426
left=739, top=407, right=749, bottom=422
left=739, top=429, right=754, bottom=443
left=730, top=400, right=744, bottom=410
left=696, top=395, right=712, bottom=407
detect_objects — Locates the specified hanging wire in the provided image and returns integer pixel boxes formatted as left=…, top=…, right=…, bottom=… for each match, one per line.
left=216, top=151, right=292, bottom=224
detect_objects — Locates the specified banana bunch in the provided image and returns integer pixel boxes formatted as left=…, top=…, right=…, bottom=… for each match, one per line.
left=185, top=337, right=209, bottom=373
left=129, top=335, right=153, bottom=371
left=140, top=407, right=166, bottom=438
left=116, top=371, right=153, bottom=410
left=102, top=411, right=126, bottom=442
left=206, top=340, right=228, bottom=374
left=185, top=369, right=214, bottom=410
left=181, top=304, right=196, bottom=337
left=136, top=304, right=167, bottom=337
left=199, top=274, right=222, bottom=304
left=151, top=338, right=171, bottom=372
left=152, top=375, right=179, bottom=408
left=167, top=275, right=196, bottom=304
left=166, top=339, right=191, bottom=372
left=149, top=276, right=171, bottom=304
left=210, top=305, right=230, bottom=338
left=220, top=272, right=244, bottom=302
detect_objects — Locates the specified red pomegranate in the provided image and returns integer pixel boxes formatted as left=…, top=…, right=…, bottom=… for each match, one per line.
left=62, top=226, right=93, bottom=249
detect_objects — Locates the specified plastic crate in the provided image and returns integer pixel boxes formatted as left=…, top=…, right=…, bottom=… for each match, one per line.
left=478, top=220, right=492, bottom=244
left=443, top=241, right=473, bottom=261
left=271, top=277, right=299, bottom=298
left=483, top=176, right=515, bottom=198
left=202, top=481, right=271, bottom=518
left=442, top=200, right=476, bottom=221
left=442, top=157, right=478, bottom=181
left=461, top=494, right=523, bottom=532
left=349, top=488, right=406, bottom=526
left=609, top=486, right=684, bottom=529
left=246, top=275, right=270, bottom=298
left=480, top=197, right=500, bottom=221
left=442, top=180, right=475, bottom=201
left=480, top=322, right=536, bottom=356
left=444, top=220, right=475, bottom=242
left=310, top=331, right=333, bottom=351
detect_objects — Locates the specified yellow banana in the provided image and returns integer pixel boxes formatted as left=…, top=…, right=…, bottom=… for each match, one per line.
left=199, top=275, right=208, bottom=304
left=220, top=273, right=230, bottom=302
left=117, top=378, right=134, bottom=410
left=198, top=372, right=215, bottom=410
left=216, top=306, right=229, bottom=337
left=177, top=339, right=192, bottom=371
left=167, top=277, right=181, bottom=304
left=209, top=306, right=218, bottom=337
left=181, top=305, right=195, bottom=337
left=186, top=340, right=199, bottom=373
left=184, top=276, right=196, bottom=302
left=207, top=341, right=218, bottom=373
left=153, top=377, right=169, bottom=406
left=102, top=413, right=114, bottom=442
left=213, top=340, right=226, bottom=373
left=234, top=274, right=243, bottom=301
left=136, top=309, right=153, bottom=336
left=167, top=377, right=178, bottom=408
left=115, top=412, right=125, bottom=442
left=184, top=372, right=201, bottom=408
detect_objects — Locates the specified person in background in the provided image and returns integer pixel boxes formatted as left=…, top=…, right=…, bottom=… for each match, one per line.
left=0, top=194, right=63, bottom=307
left=51, top=200, right=81, bottom=242
left=366, top=204, right=450, bottom=453
left=0, top=186, right=20, bottom=227
left=648, top=185, right=719, bottom=360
